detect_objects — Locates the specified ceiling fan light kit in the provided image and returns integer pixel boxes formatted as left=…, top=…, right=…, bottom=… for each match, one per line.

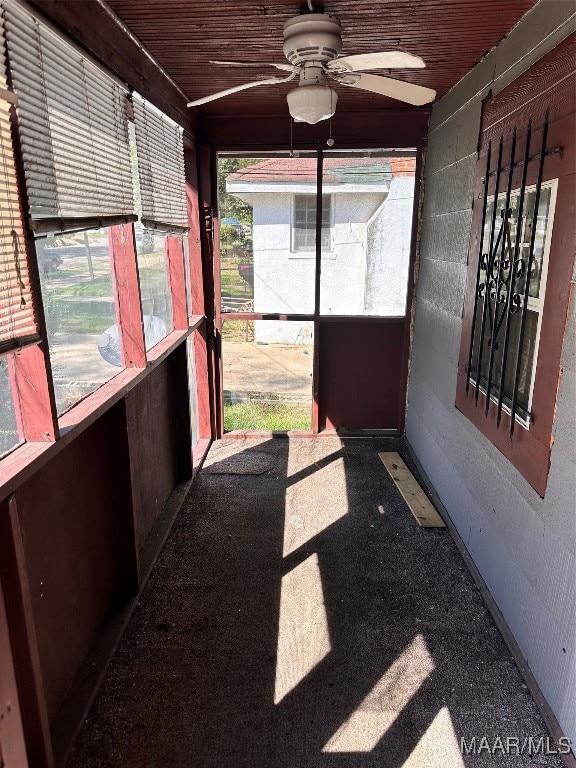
left=287, top=84, right=337, bottom=123
left=187, top=8, right=437, bottom=124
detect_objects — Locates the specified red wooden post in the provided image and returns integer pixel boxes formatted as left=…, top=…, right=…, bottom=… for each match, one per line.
left=0, top=496, right=54, bottom=768
left=193, top=322, right=212, bottom=440
left=108, top=224, right=146, bottom=369
left=197, top=144, right=219, bottom=440
left=397, top=148, right=424, bottom=435
left=185, top=150, right=205, bottom=319
left=166, top=236, right=188, bottom=330
left=8, top=344, right=58, bottom=443
left=0, top=574, right=29, bottom=768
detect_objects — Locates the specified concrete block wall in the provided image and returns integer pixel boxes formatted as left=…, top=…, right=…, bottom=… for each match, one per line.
left=406, top=0, right=576, bottom=752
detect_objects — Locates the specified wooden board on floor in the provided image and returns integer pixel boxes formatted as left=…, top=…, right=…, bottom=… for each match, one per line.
left=379, top=452, right=445, bottom=528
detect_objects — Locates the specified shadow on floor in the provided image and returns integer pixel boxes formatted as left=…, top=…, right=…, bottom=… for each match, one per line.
left=67, top=438, right=564, bottom=768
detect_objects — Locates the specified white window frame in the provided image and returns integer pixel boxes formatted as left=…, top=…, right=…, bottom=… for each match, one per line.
left=291, top=194, right=332, bottom=254
left=470, top=178, right=557, bottom=427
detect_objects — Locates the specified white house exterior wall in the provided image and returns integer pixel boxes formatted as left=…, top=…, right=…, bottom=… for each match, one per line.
left=230, top=179, right=414, bottom=344
left=365, top=176, right=415, bottom=316
left=406, top=0, right=576, bottom=753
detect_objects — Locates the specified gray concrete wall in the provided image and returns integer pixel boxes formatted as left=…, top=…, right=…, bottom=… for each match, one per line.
left=406, top=0, right=576, bottom=752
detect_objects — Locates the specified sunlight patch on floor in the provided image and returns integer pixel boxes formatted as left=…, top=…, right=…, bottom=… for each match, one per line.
left=274, top=552, right=331, bottom=704
left=284, top=448, right=349, bottom=557
left=322, top=635, right=435, bottom=753
left=402, top=707, right=465, bottom=767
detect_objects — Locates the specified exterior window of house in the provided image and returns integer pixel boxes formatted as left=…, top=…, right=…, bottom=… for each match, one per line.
left=293, top=195, right=331, bottom=252
left=468, top=181, right=556, bottom=424
left=456, top=38, right=575, bottom=496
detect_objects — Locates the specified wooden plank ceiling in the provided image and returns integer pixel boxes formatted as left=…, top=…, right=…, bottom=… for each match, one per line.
left=106, top=0, right=537, bottom=118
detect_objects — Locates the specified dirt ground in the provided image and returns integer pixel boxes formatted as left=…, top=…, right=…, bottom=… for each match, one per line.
left=222, top=340, right=313, bottom=396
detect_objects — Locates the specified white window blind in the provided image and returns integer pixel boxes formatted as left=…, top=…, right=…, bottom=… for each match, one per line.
left=132, top=94, right=188, bottom=232
left=3, top=0, right=135, bottom=233
left=0, top=37, right=38, bottom=354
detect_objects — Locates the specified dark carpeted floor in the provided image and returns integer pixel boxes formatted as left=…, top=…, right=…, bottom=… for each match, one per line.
left=66, top=438, right=565, bottom=768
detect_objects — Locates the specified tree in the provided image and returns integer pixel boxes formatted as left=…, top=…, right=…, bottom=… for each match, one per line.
left=217, top=157, right=258, bottom=226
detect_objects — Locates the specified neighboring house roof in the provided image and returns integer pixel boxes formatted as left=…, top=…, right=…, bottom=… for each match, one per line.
left=227, top=157, right=415, bottom=186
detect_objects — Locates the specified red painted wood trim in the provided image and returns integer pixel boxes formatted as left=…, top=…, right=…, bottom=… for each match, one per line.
left=312, top=317, right=320, bottom=433
left=201, top=109, right=430, bottom=150
left=210, top=149, right=224, bottom=439
left=4, top=73, right=59, bottom=445
left=0, top=331, right=190, bottom=500
left=398, top=147, right=424, bottom=435
left=108, top=225, right=146, bottom=369
left=0, top=496, right=54, bottom=768
left=8, top=345, right=58, bottom=443
left=220, top=314, right=406, bottom=322
left=193, top=323, right=212, bottom=441
left=456, top=41, right=576, bottom=496
left=184, top=149, right=205, bottom=318
left=166, top=236, right=188, bottom=330
left=311, top=152, right=323, bottom=434
left=0, top=574, right=29, bottom=768
left=222, top=430, right=399, bottom=439
left=197, top=144, right=218, bottom=440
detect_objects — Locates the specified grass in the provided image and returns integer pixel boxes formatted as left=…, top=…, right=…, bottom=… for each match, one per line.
left=56, top=276, right=112, bottom=297
left=221, top=269, right=251, bottom=298
left=54, top=312, right=114, bottom=335
left=220, top=254, right=253, bottom=299
left=224, top=400, right=311, bottom=431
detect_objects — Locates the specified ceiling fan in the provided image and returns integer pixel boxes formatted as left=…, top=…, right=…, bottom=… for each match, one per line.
left=187, top=6, right=436, bottom=124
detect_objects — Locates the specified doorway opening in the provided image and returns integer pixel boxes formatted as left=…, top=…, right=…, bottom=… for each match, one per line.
left=216, top=150, right=419, bottom=435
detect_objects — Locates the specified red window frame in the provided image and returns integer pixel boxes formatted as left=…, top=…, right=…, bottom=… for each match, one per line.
left=456, top=35, right=576, bottom=496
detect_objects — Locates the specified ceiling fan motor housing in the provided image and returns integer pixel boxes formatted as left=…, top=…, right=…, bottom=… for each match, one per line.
left=283, top=13, right=342, bottom=65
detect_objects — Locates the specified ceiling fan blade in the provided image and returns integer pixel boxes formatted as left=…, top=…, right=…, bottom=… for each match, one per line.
left=338, top=72, right=436, bottom=106
left=210, top=59, right=297, bottom=73
left=328, top=51, right=426, bottom=73
left=188, top=73, right=296, bottom=107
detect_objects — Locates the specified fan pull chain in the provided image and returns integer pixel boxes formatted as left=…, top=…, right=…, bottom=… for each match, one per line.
left=327, top=91, right=335, bottom=146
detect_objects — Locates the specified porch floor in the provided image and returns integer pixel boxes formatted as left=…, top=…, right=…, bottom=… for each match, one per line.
left=67, top=438, right=563, bottom=767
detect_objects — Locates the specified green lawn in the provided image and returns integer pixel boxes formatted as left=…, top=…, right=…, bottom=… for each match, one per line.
left=224, top=401, right=311, bottom=431
left=56, top=276, right=111, bottom=297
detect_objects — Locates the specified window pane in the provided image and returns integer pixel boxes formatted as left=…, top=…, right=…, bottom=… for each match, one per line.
left=0, top=356, right=20, bottom=456
left=471, top=307, right=538, bottom=416
left=293, top=195, right=330, bottom=252
left=527, top=186, right=552, bottom=299
left=37, top=229, right=121, bottom=414
left=320, top=153, right=415, bottom=316
left=222, top=319, right=313, bottom=431
left=218, top=155, right=317, bottom=315
left=136, top=230, right=173, bottom=351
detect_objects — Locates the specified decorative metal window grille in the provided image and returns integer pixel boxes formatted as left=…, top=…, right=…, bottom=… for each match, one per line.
left=293, top=194, right=331, bottom=251
left=465, top=112, right=561, bottom=437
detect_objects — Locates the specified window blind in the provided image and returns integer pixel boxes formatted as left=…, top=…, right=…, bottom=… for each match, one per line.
left=132, top=94, right=188, bottom=232
left=0, top=49, right=38, bottom=353
left=3, top=0, right=135, bottom=234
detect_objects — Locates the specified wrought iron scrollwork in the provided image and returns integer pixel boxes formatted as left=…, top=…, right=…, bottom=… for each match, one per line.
left=465, top=111, right=556, bottom=437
